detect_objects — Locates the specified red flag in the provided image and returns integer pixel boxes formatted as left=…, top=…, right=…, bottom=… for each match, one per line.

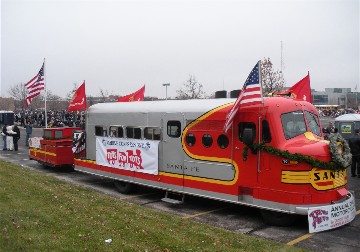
left=224, top=61, right=262, bottom=132
left=279, top=73, right=311, bottom=103
left=68, top=82, right=87, bottom=112
left=118, top=85, right=145, bottom=102
left=25, top=62, right=45, bottom=106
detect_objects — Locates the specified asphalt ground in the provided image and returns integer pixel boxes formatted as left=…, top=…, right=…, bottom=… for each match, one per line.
left=0, top=125, right=359, bottom=252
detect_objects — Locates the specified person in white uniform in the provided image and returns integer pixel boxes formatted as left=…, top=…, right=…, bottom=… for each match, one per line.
left=6, top=125, right=14, bottom=151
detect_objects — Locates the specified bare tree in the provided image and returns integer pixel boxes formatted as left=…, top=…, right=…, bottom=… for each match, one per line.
left=8, top=83, right=27, bottom=111
left=66, top=82, right=79, bottom=100
left=261, top=58, right=285, bottom=96
left=176, top=75, right=205, bottom=100
left=99, top=88, right=109, bottom=103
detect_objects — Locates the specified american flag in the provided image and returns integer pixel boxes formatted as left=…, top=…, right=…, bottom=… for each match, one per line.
left=223, top=61, right=263, bottom=132
left=25, top=62, right=45, bottom=106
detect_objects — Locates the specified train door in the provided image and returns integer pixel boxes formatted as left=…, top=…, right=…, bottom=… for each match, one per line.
left=160, top=113, right=185, bottom=191
left=233, top=111, right=260, bottom=189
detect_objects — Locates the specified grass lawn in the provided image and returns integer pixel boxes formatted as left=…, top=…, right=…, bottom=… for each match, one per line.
left=0, top=160, right=305, bottom=251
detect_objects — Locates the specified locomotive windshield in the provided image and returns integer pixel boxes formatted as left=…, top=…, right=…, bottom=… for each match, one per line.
left=281, top=110, right=321, bottom=139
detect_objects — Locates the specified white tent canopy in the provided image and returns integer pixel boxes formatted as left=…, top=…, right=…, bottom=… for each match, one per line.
left=335, top=114, right=360, bottom=122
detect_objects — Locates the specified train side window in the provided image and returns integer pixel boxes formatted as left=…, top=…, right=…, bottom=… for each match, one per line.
left=95, top=126, right=107, bottom=136
left=238, top=122, right=256, bottom=142
left=262, top=120, right=271, bottom=143
left=144, top=127, right=161, bottom=140
left=217, top=134, right=229, bottom=149
left=202, top=134, right=213, bottom=148
left=126, top=127, right=141, bottom=139
left=109, top=126, right=124, bottom=138
left=167, top=121, right=181, bottom=138
left=185, top=133, right=196, bottom=146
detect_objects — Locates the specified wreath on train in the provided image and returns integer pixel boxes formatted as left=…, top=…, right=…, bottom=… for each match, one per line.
left=242, top=133, right=351, bottom=171
left=327, top=133, right=352, bottom=168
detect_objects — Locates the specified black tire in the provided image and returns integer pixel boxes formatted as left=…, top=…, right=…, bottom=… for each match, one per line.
left=260, top=209, right=297, bottom=227
left=114, top=180, right=133, bottom=194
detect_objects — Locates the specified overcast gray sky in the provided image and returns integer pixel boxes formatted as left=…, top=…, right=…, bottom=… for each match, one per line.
left=1, top=0, right=359, bottom=99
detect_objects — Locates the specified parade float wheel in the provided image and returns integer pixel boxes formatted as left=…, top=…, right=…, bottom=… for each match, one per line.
left=114, top=180, right=133, bottom=194
left=260, top=210, right=297, bottom=227
left=328, top=133, right=352, bottom=168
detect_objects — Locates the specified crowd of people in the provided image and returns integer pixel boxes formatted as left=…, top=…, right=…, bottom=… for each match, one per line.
left=1, top=109, right=85, bottom=151
left=13, top=110, right=86, bottom=129
left=318, top=108, right=360, bottom=118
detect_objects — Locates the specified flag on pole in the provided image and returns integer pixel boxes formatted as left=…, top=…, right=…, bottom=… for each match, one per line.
left=118, top=85, right=145, bottom=102
left=68, top=81, right=87, bottom=112
left=223, top=61, right=262, bottom=132
left=25, top=62, right=45, bottom=106
left=276, top=73, right=311, bottom=103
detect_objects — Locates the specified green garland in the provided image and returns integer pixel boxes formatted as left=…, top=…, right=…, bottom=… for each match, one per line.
left=242, top=133, right=351, bottom=171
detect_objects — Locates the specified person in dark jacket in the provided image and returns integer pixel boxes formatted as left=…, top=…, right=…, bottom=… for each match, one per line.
left=24, top=120, right=33, bottom=147
left=348, top=129, right=360, bottom=177
left=1, top=124, right=7, bottom=150
left=12, top=123, right=20, bottom=151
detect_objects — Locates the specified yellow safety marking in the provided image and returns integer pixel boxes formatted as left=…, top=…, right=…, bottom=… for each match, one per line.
left=119, top=192, right=158, bottom=200
left=288, top=209, right=360, bottom=246
left=31, top=148, right=56, bottom=156
left=287, top=233, right=314, bottom=246
left=182, top=207, right=228, bottom=219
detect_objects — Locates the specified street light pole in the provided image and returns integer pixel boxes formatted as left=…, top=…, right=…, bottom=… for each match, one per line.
left=163, top=83, right=170, bottom=100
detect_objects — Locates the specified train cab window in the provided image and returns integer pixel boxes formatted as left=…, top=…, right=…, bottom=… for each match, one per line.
left=126, top=127, right=141, bottom=139
left=95, top=126, right=107, bottom=136
left=144, top=127, right=161, bottom=140
left=217, top=134, right=229, bottom=149
left=167, top=121, right=181, bottom=138
left=238, top=122, right=256, bottom=142
left=281, top=110, right=306, bottom=139
left=109, top=126, right=124, bottom=138
left=202, top=134, right=213, bottom=148
left=185, top=133, right=196, bottom=146
left=305, top=111, right=321, bottom=136
left=262, top=120, right=271, bottom=143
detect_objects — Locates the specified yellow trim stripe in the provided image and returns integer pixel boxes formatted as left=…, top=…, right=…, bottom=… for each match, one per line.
left=304, top=131, right=329, bottom=143
left=281, top=171, right=310, bottom=183
left=30, top=148, right=56, bottom=157
left=159, top=171, right=236, bottom=185
left=181, top=103, right=239, bottom=185
left=75, top=158, right=96, bottom=164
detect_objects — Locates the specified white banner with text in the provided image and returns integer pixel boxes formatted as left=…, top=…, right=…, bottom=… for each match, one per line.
left=96, top=137, right=159, bottom=175
left=307, top=193, right=356, bottom=233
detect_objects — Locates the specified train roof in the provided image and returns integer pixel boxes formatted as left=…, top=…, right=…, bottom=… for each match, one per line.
left=88, top=98, right=236, bottom=114
left=87, top=96, right=316, bottom=115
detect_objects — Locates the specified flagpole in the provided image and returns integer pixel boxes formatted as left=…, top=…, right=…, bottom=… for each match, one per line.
left=44, top=58, right=47, bottom=128
left=258, top=60, right=262, bottom=174
left=308, top=71, right=312, bottom=103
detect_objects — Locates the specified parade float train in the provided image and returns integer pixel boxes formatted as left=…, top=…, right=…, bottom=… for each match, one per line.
left=30, top=96, right=356, bottom=232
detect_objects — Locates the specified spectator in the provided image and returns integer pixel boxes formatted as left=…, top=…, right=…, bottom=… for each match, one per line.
left=12, top=123, right=20, bottom=151
left=348, top=129, right=360, bottom=177
left=24, top=120, right=33, bottom=147
left=1, top=124, right=7, bottom=150
left=322, top=128, right=330, bottom=140
left=6, top=125, right=14, bottom=151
